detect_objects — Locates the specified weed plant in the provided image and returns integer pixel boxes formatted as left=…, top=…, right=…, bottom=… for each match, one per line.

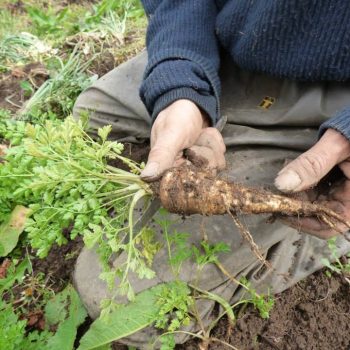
left=322, top=237, right=350, bottom=276
left=0, top=117, right=154, bottom=301
left=0, top=33, right=53, bottom=72
left=20, top=50, right=97, bottom=121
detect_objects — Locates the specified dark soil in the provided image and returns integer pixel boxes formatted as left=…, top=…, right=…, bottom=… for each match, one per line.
left=228, top=269, right=350, bottom=350
left=178, top=269, right=350, bottom=350
left=30, top=237, right=84, bottom=294
left=0, top=62, right=48, bottom=112
left=108, top=142, right=150, bottom=171
left=19, top=238, right=83, bottom=298
left=89, top=50, right=116, bottom=77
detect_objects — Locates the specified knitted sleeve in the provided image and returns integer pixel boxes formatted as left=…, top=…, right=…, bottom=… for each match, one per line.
left=140, top=0, right=221, bottom=124
left=319, top=107, right=350, bottom=141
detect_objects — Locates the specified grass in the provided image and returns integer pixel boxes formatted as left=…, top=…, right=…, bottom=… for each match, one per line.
left=0, top=33, right=53, bottom=72
left=20, top=49, right=98, bottom=120
left=0, top=0, right=145, bottom=46
left=0, top=8, right=30, bottom=39
left=115, top=16, right=146, bottom=64
left=0, top=1, right=92, bottom=39
left=0, top=0, right=146, bottom=119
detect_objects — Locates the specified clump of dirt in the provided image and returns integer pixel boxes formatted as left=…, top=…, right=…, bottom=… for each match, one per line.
left=0, top=62, right=48, bottom=112
left=6, top=0, right=25, bottom=13
left=182, top=269, right=350, bottom=350
left=114, top=23, right=146, bottom=67
left=88, top=50, right=116, bottom=77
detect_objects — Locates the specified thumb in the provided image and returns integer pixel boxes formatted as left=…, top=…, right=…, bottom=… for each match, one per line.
left=275, top=129, right=350, bottom=193
left=140, top=145, right=179, bottom=181
left=140, top=122, right=188, bottom=181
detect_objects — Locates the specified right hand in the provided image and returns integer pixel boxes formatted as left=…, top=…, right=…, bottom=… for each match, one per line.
left=140, top=99, right=226, bottom=182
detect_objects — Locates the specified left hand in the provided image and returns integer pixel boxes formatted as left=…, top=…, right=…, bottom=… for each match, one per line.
left=274, top=128, right=350, bottom=239
left=141, top=100, right=225, bottom=181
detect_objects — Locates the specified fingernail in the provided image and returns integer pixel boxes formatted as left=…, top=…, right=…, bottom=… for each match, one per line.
left=140, top=162, right=159, bottom=180
left=275, top=169, right=302, bottom=192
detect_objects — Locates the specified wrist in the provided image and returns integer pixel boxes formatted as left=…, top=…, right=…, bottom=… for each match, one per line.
left=151, top=87, right=218, bottom=125
left=321, top=129, right=350, bottom=162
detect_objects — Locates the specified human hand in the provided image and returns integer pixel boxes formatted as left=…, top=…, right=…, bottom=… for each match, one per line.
left=275, top=129, right=350, bottom=239
left=140, top=99, right=226, bottom=182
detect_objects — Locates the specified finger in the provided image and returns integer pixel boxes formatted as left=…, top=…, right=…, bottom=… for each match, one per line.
left=281, top=194, right=350, bottom=237
left=275, top=129, right=350, bottom=193
left=141, top=124, right=186, bottom=181
left=141, top=137, right=182, bottom=181
left=175, top=150, right=183, bottom=160
left=280, top=216, right=340, bottom=239
left=185, top=145, right=217, bottom=170
left=173, top=157, right=186, bottom=167
left=194, top=128, right=226, bottom=170
left=339, top=159, right=350, bottom=179
left=324, top=181, right=350, bottom=208
left=195, top=127, right=226, bottom=153
left=141, top=102, right=204, bottom=181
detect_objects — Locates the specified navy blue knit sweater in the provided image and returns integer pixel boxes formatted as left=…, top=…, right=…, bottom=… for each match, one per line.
left=139, top=1, right=350, bottom=139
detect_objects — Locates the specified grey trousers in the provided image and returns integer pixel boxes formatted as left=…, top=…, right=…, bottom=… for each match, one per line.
left=73, top=52, right=350, bottom=348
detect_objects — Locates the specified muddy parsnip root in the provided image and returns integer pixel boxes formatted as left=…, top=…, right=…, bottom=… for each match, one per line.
left=159, top=166, right=350, bottom=233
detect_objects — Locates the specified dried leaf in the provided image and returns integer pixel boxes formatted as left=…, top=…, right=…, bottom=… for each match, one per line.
left=0, top=206, right=32, bottom=257
left=0, top=259, right=11, bottom=279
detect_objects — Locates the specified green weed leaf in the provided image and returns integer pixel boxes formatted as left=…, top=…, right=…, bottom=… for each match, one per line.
left=45, top=285, right=87, bottom=350
left=98, top=125, right=112, bottom=142
left=78, top=282, right=180, bottom=350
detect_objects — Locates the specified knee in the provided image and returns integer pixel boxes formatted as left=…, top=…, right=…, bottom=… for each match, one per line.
left=72, top=85, right=107, bottom=122
left=72, top=88, right=94, bottom=121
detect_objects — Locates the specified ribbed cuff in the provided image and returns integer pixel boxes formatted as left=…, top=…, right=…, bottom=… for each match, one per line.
left=319, top=107, right=350, bottom=140
left=142, top=48, right=221, bottom=120
left=152, top=87, right=217, bottom=125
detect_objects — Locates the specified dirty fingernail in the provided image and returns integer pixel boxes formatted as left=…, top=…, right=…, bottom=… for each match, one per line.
left=275, top=169, right=301, bottom=192
left=140, top=162, right=160, bottom=180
